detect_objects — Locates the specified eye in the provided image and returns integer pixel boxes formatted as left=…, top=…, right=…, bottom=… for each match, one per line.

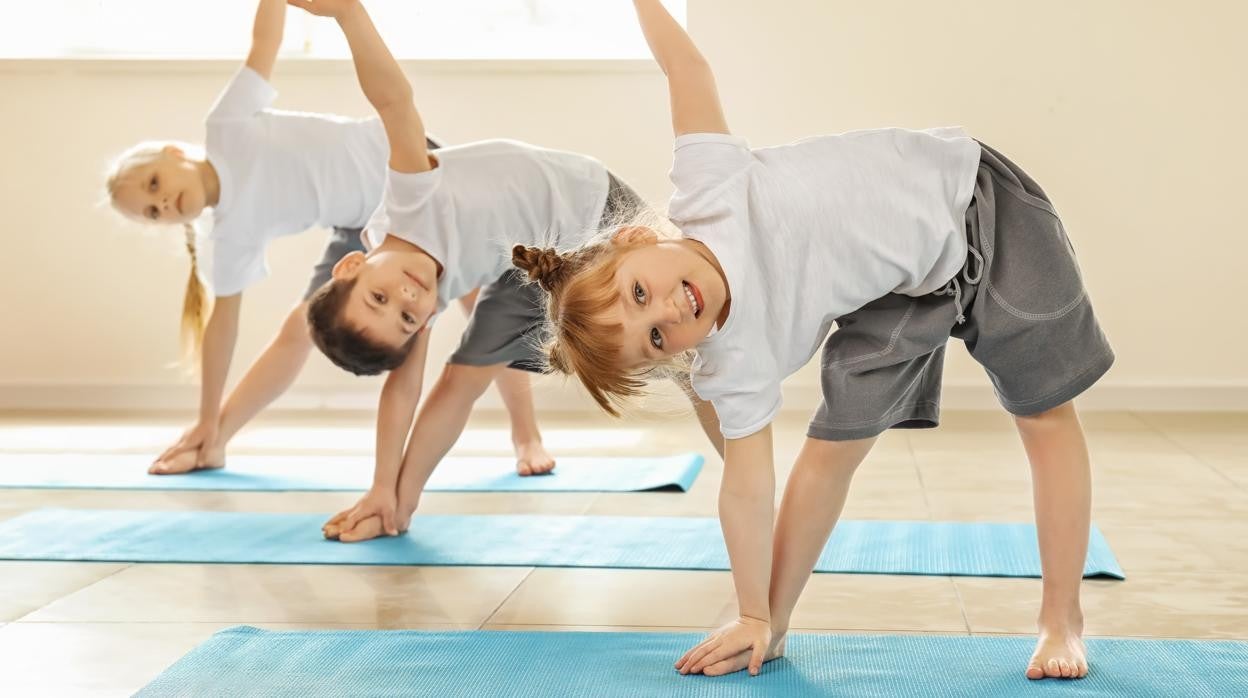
left=372, top=292, right=386, bottom=304
left=650, top=327, right=663, bottom=350
left=633, top=281, right=646, bottom=304
left=149, top=175, right=158, bottom=193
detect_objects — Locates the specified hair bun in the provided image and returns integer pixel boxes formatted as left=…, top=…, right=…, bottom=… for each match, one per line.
left=512, top=245, right=570, bottom=293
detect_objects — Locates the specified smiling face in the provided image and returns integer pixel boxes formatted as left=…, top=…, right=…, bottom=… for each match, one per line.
left=604, top=234, right=730, bottom=370
left=109, top=145, right=210, bottom=226
left=331, top=249, right=439, bottom=351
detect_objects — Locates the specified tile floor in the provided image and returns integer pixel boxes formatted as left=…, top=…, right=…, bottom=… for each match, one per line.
left=0, top=408, right=1244, bottom=695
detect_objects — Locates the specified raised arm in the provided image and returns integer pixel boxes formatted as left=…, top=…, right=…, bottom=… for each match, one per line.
left=245, top=0, right=287, bottom=80
left=632, top=0, right=729, bottom=136
left=288, top=0, right=431, bottom=173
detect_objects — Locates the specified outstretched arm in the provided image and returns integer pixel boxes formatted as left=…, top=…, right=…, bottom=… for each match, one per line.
left=245, top=0, right=287, bottom=80
left=676, top=424, right=776, bottom=676
left=289, top=0, right=431, bottom=173
left=632, top=0, right=728, bottom=136
left=327, top=329, right=431, bottom=537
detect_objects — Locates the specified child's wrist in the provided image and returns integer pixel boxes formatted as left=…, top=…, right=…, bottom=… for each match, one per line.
left=333, top=2, right=365, bottom=24
left=368, top=483, right=397, bottom=497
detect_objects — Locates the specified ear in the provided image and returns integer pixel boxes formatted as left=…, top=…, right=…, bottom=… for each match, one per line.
left=612, top=225, right=659, bottom=246
left=331, top=250, right=367, bottom=281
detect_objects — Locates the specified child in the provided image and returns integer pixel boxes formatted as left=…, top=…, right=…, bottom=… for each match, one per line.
left=105, top=0, right=555, bottom=478
left=512, top=0, right=1113, bottom=682
left=286, top=0, right=647, bottom=541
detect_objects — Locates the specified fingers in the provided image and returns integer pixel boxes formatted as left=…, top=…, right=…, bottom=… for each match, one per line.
left=322, top=510, right=349, bottom=536
left=381, top=509, right=398, bottom=537
left=690, top=638, right=749, bottom=675
left=339, top=516, right=384, bottom=543
left=679, top=639, right=721, bottom=675
left=154, top=440, right=194, bottom=464
left=344, top=506, right=367, bottom=530
left=748, top=642, right=766, bottom=676
left=675, top=636, right=714, bottom=670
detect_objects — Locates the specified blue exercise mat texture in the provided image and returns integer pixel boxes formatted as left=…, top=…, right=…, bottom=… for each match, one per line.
left=0, top=452, right=704, bottom=492
left=0, top=509, right=1124, bottom=579
left=138, top=626, right=1247, bottom=698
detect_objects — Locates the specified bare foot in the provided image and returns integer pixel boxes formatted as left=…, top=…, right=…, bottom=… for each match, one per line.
left=698, top=634, right=787, bottom=677
left=514, top=440, right=555, bottom=476
left=149, top=448, right=224, bottom=475
left=1027, top=623, right=1088, bottom=680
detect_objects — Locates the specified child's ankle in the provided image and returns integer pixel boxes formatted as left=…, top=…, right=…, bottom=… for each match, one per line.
left=1037, top=605, right=1084, bottom=631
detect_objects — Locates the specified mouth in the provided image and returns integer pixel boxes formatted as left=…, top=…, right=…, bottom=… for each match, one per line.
left=682, top=281, right=703, bottom=319
left=175, top=192, right=184, bottom=215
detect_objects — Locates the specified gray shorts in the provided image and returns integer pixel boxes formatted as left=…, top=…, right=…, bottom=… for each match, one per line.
left=808, top=142, right=1114, bottom=441
left=302, top=135, right=445, bottom=300
left=449, top=172, right=646, bottom=373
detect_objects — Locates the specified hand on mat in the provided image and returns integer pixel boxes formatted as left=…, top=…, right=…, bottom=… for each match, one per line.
left=150, top=422, right=223, bottom=475
left=676, top=616, right=774, bottom=677
left=286, top=0, right=358, bottom=19
left=323, top=488, right=399, bottom=541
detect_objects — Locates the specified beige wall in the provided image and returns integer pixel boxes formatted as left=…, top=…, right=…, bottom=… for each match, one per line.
left=1, top=0, right=1244, bottom=414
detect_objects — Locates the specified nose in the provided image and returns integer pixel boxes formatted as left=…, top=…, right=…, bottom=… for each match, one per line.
left=659, top=295, right=681, bottom=325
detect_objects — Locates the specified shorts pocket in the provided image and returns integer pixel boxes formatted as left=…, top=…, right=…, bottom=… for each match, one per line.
left=984, top=186, right=1086, bottom=321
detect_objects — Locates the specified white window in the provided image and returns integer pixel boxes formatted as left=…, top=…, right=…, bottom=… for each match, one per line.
left=0, top=1, right=687, bottom=60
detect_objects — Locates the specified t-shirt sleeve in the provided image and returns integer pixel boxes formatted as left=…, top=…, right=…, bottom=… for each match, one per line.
left=707, top=384, right=783, bottom=440
left=364, top=167, right=448, bottom=265
left=691, top=348, right=783, bottom=440
left=210, top=240, right=268, bottom=297
left=668, top=133, right=753, bottom=225
left=206, top=67, right=278, bottom=124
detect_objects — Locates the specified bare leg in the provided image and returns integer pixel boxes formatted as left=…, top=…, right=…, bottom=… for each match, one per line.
left=150, top=303, right=313, bottom=473
left=1015, top=401, right=1091, bottom=680
left=496, top=369, right=554, bottom=475
left=457, top=289, right=552, bottom=475
left=704, top=436, right=876, bottom=676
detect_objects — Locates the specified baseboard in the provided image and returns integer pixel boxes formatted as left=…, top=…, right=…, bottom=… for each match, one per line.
left=0, top=382, right=592, bottom=414
left=1, top=382, right=1246, bottom=414
left=778, top=383, right=1248, bottom=413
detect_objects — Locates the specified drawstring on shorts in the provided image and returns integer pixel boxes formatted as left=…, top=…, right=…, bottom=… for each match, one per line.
left=934, top=246, right=984, bottom=324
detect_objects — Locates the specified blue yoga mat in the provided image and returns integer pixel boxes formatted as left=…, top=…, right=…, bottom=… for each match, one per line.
left=0, top=452, right=704, bottom=492
left=138, top=626, right=1248, bottom=697
left=0, top=509, right=1124, bottom=578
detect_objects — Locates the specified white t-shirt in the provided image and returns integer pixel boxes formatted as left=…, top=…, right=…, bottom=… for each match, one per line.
left=670, top=128, right=981, bottom=439
left=204, top=67, right=389, bottom=296
left=363, top=139, right=609, bottom=318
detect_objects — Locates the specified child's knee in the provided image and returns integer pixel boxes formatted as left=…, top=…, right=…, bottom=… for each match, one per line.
left=1013, top=401, right=1081, bottom=437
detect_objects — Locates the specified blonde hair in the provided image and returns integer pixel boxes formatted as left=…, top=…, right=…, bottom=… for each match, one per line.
left=105, top=141, right=213, bottom=369
left=513, top=217, right=689, bottom=417
left=178, top=223, right=213, bottom=368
